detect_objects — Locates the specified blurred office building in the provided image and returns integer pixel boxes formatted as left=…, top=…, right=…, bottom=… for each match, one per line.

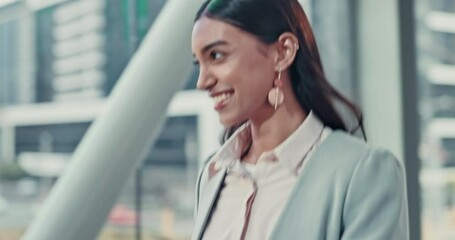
left=416, top=0, right=455, bottom=239
left=0, top=0, right=454, bottom=239
left=0, top=0, right=215, bottom=239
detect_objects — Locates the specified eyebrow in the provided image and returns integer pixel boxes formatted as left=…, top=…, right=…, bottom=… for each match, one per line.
left=193, top=40, right=228, bottom=64
left=202, top=40, right=228, bottom=53
left=193, top=40, right=229, bottom=57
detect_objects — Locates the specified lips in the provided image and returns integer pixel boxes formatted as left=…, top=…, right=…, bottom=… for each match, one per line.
left=211, top=91, right=233, bottom=110
left=214, top=92, right=231, bottom=104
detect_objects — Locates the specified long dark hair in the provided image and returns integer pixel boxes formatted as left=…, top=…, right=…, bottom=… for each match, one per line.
left=195, top=0, right=365, bottom=143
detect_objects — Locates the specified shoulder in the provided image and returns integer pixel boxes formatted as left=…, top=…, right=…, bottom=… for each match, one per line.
left=309, top=130, right=403, bottom=186
left=323, top=130, right=370, bottom=154
left=321, top=130, right=401, bottom=167
left=323, top=131, right=405, bottom=193
left=329, top=133, right=409, bottom=239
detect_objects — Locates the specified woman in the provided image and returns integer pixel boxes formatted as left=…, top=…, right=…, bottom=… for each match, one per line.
left=191, top=0, right=409, bottom=239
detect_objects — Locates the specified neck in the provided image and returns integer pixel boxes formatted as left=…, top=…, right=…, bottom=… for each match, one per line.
left=243, top=99, right=306, bottom=164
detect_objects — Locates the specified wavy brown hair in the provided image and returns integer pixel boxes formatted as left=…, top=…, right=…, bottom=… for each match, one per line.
left=195, top=0, right=365, bottom=143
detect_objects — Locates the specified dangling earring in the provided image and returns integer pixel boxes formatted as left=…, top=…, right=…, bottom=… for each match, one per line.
left=268, top=67, right=284, bottom=110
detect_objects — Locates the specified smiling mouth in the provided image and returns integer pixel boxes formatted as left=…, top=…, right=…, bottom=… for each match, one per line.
left=212, top=92, right=233, bottom=110
left=214, top=92, right=231, bottom=103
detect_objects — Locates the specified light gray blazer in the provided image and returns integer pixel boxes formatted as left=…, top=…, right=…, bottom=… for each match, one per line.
left=192, top=131, right=409, bottom=240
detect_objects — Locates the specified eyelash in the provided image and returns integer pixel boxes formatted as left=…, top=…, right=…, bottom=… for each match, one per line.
left=209, top=51, right=224, bottom=61
left=193, top=51, right=225, bottom=66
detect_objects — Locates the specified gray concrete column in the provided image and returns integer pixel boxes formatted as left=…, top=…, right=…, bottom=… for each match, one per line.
left=357, top=0, right=404, bottom=160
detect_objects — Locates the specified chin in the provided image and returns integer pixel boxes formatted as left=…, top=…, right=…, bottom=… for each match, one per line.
left=218, top=117, right=235, bottom=128
left=218, top=114, right=247, bottom=128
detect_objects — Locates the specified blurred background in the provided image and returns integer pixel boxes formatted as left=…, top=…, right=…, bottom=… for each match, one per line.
left=0, top=0, right=453, bottom=239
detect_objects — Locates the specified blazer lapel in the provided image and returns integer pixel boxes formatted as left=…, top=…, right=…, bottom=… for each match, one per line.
left=270, top=132, right=338, bottom=239
left=192, top=165, right=227, bottom=240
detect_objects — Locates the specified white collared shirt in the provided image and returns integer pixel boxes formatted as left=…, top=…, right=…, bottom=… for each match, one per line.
left=202, top=112, right=332, bottom=240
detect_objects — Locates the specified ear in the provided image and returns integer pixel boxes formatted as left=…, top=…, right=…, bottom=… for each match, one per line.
left=274, top=32, right=299, bottom=71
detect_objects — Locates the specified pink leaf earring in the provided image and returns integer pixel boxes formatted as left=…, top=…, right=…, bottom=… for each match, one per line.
left=268, top=67, right=284, bottom=110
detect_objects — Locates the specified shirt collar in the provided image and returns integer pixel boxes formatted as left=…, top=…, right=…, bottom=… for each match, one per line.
left=213, top=111, right=324, bottom=174
left=213, top=122, right=251, bottom=171
left=273, top=111, right=324, bottom=174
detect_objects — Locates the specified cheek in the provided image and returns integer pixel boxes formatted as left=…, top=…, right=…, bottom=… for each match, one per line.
left=242, top=51, right=274, bottom=82
left=214, top=51, right=274, bottom=100
left=232, top=54, right=274, bottom=84
left=239, top=60, right=274, bottom=95
left=217, top=66, right=238, bottom=84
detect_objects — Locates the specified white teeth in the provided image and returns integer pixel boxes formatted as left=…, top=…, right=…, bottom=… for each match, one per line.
left=213, top=93, right=232, bottom=104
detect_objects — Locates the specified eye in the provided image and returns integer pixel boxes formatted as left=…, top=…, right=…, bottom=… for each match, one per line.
left=209, top=51, right=225, bottom=61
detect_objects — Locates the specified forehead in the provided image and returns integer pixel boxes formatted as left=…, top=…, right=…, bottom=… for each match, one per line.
left=192, top=16, right=259, bottom=52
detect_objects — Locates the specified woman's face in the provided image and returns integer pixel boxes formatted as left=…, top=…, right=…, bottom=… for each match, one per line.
left=192, top=16, right=276, bottom=126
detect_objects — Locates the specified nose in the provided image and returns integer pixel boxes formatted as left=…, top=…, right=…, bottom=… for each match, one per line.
left=196, top=66, right=216, bottom=91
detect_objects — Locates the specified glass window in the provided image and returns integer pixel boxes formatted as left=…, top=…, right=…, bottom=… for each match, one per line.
left=415, top=0, right=455, bottom=239
left=99, top=116, right=200, bottom=239
left=0, top=19, right=18, bottom=106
